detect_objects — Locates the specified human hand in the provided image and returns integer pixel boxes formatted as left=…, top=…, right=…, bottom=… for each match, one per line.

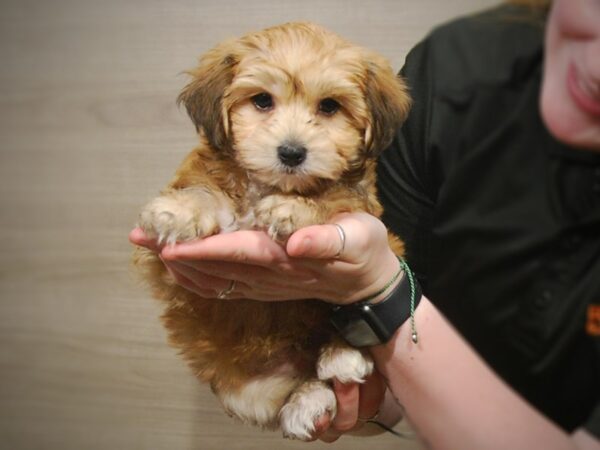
left=311, top=371, right=389, bottom=443
left=129, top=212, right=401, bottom=305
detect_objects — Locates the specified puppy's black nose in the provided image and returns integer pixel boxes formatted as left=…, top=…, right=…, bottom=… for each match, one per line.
left=277, top=143, right=307, bottom=167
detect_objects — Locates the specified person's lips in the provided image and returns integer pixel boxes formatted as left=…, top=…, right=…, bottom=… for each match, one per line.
left=567, top=64, right=600, bottom=116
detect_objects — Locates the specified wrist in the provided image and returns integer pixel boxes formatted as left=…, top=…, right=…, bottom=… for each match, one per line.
left=353, top=250, right=403, bottom=304
left=330, top=258, right=421, bottom=348
left=361, top=270, right=404, bottom=305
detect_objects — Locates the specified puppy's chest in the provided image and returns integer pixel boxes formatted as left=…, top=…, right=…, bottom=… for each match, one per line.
left=235, top=182, right=269, bottom=229
left=230, top=183, right=323, bottom=235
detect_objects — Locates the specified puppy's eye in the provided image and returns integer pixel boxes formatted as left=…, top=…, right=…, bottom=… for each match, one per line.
left=318, top=98, right=340, bottom=116
left=251, top=93, right=274, bottom=111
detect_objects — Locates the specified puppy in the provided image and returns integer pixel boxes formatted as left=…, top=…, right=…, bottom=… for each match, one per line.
left=133, top=22, right=410, bottom=440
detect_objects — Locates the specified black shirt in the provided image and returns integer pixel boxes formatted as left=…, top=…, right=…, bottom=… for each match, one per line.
left=377, top=4, right=600, bottom=436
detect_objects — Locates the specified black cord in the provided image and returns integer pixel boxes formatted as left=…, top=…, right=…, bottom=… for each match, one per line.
left=366, top=419, right=415, bottom=439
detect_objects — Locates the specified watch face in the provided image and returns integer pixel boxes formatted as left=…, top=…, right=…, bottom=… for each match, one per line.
left=342, top=318, right=382, bottom=347
left=330, top=271, right=421, bottom=348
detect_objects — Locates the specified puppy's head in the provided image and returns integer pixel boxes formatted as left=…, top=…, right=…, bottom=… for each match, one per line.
left=178, top=22, right=411, bottom=194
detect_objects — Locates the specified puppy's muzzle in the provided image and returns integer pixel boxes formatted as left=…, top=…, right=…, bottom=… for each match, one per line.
left=277, top=143, right=307, bottom=168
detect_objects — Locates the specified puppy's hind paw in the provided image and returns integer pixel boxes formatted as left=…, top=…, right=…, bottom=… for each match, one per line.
left=317, top=345, right=374, bottom=384
left=279, top=380, right=336, bottom=441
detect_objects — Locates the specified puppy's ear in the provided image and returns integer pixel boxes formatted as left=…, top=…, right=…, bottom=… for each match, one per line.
left=177, top=43, right=238, bottom=149
left=363, top=55, right=411, bottom=157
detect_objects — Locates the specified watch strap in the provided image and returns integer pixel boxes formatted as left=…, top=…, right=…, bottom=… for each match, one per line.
left=330, top=268, right=422, bottom=347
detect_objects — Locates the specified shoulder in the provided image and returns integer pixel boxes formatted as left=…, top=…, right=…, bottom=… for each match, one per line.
left=408, top=4, right=546, bottom=96
left=392, top=4, right=549, bottom=193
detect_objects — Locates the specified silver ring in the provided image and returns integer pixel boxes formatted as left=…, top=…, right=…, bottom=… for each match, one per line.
left=332, top=223, right=346, bottom=259
left=217, top=279, right=236, bottom=299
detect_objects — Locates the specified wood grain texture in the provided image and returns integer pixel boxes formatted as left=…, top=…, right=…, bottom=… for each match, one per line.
left=0, top=1, right=497, bottom=448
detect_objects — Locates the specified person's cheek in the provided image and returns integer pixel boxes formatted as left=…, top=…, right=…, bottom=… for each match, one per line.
left=553, top=0, right=599, bottom=39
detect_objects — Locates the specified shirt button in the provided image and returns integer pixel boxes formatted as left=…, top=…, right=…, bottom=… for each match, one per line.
left=535, top=290, right=553, bottom=308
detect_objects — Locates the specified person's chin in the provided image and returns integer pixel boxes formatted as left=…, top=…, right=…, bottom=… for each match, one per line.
left=541, top=83, right=600, bottom=152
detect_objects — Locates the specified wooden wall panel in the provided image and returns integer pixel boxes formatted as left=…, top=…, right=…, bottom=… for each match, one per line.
left=0, top=1, right=498, bottom=448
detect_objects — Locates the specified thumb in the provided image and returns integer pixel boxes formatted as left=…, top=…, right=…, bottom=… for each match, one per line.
left=286, top=223, right=345, bottom=259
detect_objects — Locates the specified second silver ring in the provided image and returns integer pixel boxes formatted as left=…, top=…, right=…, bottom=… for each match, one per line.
left=217, top=279, right=236, bottom=299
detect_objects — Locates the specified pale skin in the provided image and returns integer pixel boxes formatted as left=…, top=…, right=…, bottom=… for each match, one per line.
left=129, top=214, right=405, bottom=441
left=130, top=0, right=600, bottom=447
left=129, top=213, right=599, bottom=449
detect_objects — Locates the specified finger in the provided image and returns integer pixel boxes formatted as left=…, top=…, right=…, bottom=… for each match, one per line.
left=129, top=227, right=160, bottom=252
left=306, top=412, right=332, bottom=442
left=165, top=261, right=310, bottom=301
left=318, top=428, right=341, bottom=443
left=168, top=259, right=317, bottom=289
left=162, top=261, right=218, bottom=298
left=166, top=260, right=241, bottom=294
left=160, top=230, right=288, bottom=265
left=317, top=413, right=342, bottom=444
left=287, top=213, right=373, bottom=261
left=331, top=379, right=359, bottom=432
left=165, top=261, right=277, bottom=300
left=314, top=413, right=331, bottom=434
left=357, top=372, right=386, bottom=422
left=286, top=223, right=346, bottom=260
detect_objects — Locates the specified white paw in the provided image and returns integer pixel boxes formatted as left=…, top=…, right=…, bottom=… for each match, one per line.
left=139, top=189, right=235, bottom=245
left=317, top=345, right=374, bottom=383
left=254, top=196, right=315, bottom=243
left=279, top=380, right=336, bottom=441
left=255, top=202, right=298, bottom=243
left=218, top=375, right=300, bottom=430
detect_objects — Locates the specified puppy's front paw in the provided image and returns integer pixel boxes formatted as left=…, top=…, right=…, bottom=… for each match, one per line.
left=279, top=380, right=336, bottom=441
left=139, top=189, right=235, bottom=244
left=317, top=344, right=374, bottom=384
left=254, top=196, right=318, bottom=243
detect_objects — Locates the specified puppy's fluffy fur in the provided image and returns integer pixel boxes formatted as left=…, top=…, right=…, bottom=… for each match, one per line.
left=134, top=22, right=409, bottom=440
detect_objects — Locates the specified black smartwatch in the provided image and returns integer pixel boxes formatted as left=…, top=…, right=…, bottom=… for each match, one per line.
left=329, top=271, right=422, bottom=347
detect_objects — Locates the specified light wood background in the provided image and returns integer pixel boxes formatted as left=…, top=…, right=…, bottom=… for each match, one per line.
left=0, top=1, right=497, bottom=449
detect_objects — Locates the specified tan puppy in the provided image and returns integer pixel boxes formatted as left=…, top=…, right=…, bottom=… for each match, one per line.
left=134, top=22, right=410, bottom=440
